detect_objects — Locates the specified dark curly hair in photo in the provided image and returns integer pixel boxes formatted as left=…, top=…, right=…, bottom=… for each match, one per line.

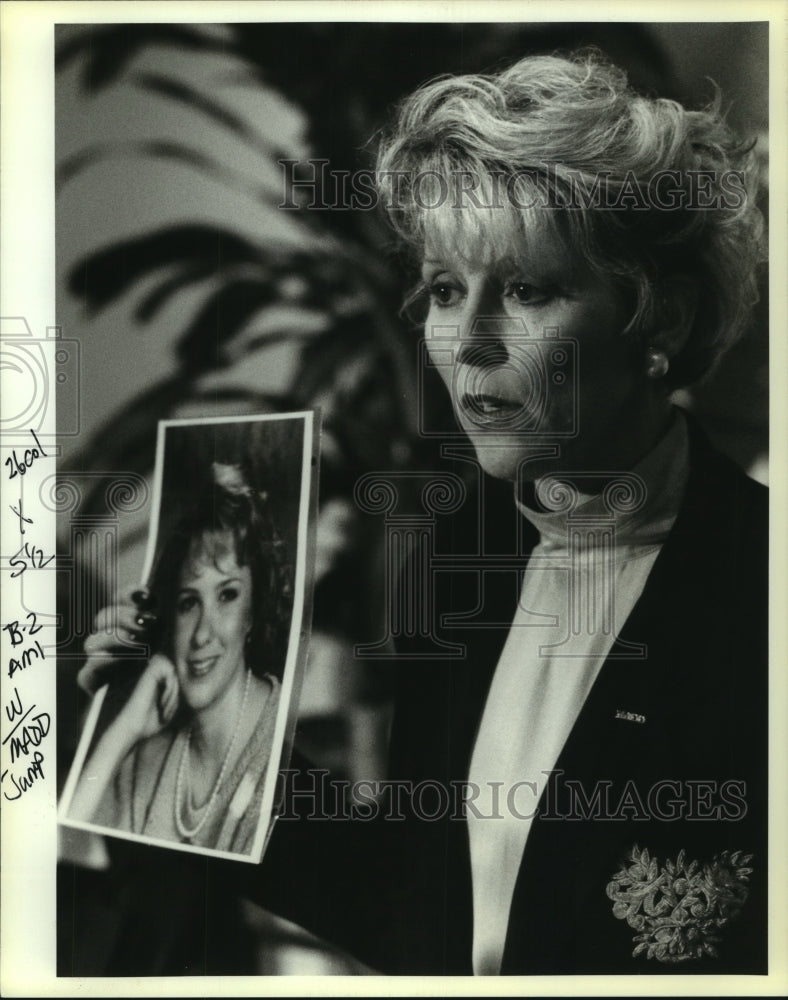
left=148, top=462, right=293, bottom=681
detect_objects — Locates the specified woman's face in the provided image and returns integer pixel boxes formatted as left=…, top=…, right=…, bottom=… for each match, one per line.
left=172, top=531, right=253, bottom=714
left=421, top=217, right=661, bottom=482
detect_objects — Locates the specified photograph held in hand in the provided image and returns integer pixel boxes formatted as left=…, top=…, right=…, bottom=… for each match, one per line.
left=59, top=413, right=316, bottom=862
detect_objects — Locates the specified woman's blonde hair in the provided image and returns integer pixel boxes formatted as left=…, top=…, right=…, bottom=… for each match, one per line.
left=376, top=50, right=765, bottom=387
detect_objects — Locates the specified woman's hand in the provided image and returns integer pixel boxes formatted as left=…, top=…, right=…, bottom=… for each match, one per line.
left=114, top=653, right=180, bottom=745
left=78, top=586, right=159, bottom=694
left=66, top=652, right=179, bottom=826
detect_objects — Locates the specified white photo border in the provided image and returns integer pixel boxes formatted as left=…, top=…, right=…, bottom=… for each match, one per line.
left=56, top=410, right=317, bottom=865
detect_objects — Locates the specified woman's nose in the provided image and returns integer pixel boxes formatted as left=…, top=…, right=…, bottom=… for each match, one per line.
left=456, top=283, right=513, bottom=368
left=192, top=608, right=213, bottom=647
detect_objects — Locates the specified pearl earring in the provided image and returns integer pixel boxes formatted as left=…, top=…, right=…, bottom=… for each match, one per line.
left=645, top=348, right=669, bottom=379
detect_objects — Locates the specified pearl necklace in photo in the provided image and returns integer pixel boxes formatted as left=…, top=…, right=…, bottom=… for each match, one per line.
left=174, top=666, right=252, bottom=841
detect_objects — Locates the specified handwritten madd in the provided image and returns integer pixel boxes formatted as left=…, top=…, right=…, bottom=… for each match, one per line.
left=1, top=686, right=49, bottom=800
left=2, top=428, right=53, bottom=801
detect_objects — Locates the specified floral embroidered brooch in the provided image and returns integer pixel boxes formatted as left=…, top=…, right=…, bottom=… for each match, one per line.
left=606, top=845, right=753, bottom=962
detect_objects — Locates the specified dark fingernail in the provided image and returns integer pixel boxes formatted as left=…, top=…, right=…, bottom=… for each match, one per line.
left=135, top=612, right=157, bottom=627
left=132, top=590, right=157, bottom=610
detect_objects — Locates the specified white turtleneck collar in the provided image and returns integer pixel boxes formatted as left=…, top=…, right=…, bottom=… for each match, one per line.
left=515, top=408, right=690, bottom=556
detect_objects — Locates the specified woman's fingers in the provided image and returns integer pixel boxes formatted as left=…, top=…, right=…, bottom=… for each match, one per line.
left=159, top=677, right=179, bottom=725
left=148, top=654, right=180, bottom=730
left=91, top=602, right=156, bottom=642
left=148, top=652, right=175, bottom=678
left=79, top=615, right=146, bottom=696
left=153, top=654, right=178, bottom=690
left=83, top=625, right=135, bottom=655
left=80, top=589, right=160, bottom=696
left=113, top=653, right=177, bottom=741
left=76, top=655, right=115, bottom=695
left=160, top=692, right=177, bottom=726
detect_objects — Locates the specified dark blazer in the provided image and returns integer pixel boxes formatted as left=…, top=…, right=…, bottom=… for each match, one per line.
left=259, top=415, right=768, bottom=976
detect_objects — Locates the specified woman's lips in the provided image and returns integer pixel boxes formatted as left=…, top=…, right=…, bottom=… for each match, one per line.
left=187, top=656, right=218, bottom=678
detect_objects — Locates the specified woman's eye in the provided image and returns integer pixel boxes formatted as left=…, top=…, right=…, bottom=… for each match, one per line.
left=176, top=594, right=197, bottom=614
left=219, top=587, right=239, bottom=603
left=427, top=278, right=462, bottom=307
left=507, top=282, right=547, bottom=305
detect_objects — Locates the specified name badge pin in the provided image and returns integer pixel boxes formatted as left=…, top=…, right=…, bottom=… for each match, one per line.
left=615, top=709, right=646, bottom=724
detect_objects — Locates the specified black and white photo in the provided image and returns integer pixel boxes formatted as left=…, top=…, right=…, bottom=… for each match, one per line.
left=59, top=413, right=316, bottom=862
left=0, top=4, right=785, bottom=995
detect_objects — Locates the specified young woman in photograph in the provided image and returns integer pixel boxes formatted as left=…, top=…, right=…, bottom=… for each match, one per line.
left=70, top=464, right=287, bottom=855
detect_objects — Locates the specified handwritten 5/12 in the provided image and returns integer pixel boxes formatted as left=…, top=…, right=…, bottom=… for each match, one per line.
left=7, top=484, right=53, bottom=578
left=9, top=542, right=53, bottom=578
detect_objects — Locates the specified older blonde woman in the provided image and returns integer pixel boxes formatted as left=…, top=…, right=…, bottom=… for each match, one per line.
left=351, top=50, right=767, bottom=974
left=258, top=49, right=767, bottom=976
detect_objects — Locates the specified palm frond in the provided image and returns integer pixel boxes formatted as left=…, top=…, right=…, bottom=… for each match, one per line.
left=134, top=265, right=216, bottom=322
left=56, top=24, right=226, bottom=91
left=67, top=225, right=268, bottom=313
left=175, top=279, right=280, bottom=371
left=58, top=138, right=285, bottom=207
left=133, top=72, right=284, bottom=158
